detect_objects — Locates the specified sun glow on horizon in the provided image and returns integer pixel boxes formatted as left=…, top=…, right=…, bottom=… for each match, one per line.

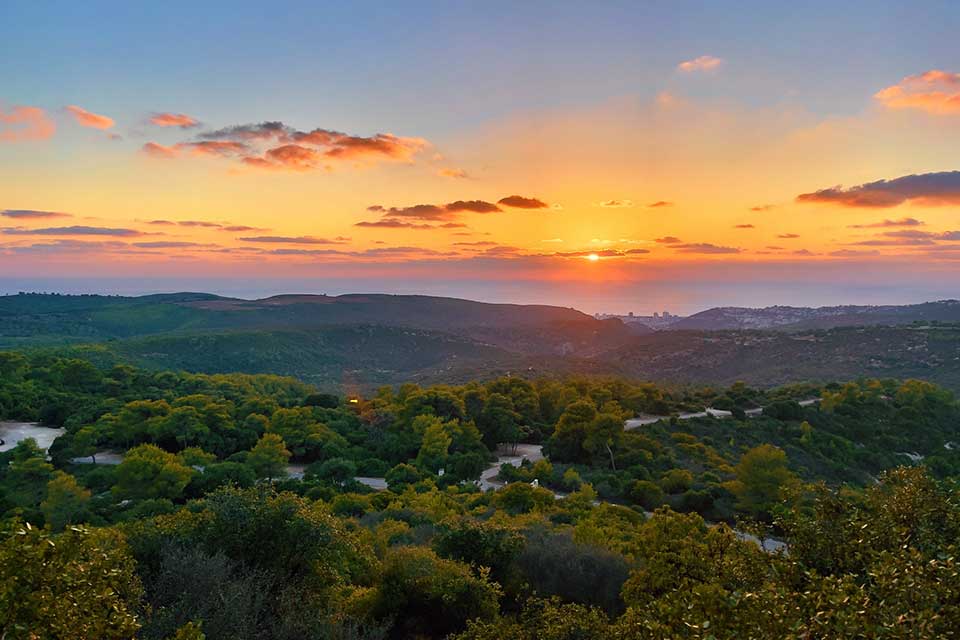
left=586, top=253, right=600, bottom=262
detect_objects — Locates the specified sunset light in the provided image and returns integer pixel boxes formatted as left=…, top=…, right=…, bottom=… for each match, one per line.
left=1, top=3, right=959, bottom=315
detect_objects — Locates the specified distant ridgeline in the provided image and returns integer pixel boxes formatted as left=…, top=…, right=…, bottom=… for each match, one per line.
left=1, top=292, right=960, bottom=392
left=2, top=351, right=960, bottom=638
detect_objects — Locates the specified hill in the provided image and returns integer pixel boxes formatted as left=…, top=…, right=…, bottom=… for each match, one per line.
left=602, top=324, right=960, bottom=389
left=0, top=292, right=642, bottom=356
left=662, top=300, right=960, bottom=331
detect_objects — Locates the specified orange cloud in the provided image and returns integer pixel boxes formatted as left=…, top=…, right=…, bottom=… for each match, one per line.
left=150, top=112, right=200, bottom=128
left=438, top=167, right=468, bottom=178
left=167, top=121, right=430, bottom=172
left=647, top=201, right=673, bottom=208
left=142, top=140, right=248, bottom=159
left=0, top=105, right=55, bottom=142
left=875, top=70, right=960, bottom=115
left=677, top=55, right=723, bottom=72
left=141, top=142, right=178, bottom=158
left=65, top=105, right=115, bottom=129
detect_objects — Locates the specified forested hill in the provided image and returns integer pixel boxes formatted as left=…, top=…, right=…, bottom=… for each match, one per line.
left=4, top=293, right=960, bottom=393
left=0, top=292, right=642, bottom=355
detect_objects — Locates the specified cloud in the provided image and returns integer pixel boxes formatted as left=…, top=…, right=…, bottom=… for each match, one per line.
left=354, top=219, right=434, bottom=230
left=237, top=235, right=347, bottom=245
left=1, top=209, right=70, bottom=219
left=222, top=225, right=264, bottom=232
left=133, top=241, right=211, bottom=249
left=498, top=195, right=549, bottom=209
left=848, top=229, right=953, bottom=246
left=150, top=112, right=200, bottom=128
left=647, top=201, right=673, bottom=208
left=199, top=121, right=288, bottom=141
left=65, top=105, right=114, bottom=130
left=168, top=220, right=216, bottom=228
left=187, top=121, right=427, bottom=171
left=246, top=144, right=320, bottom=171
left=438, top=167, right=468, bottom=178
left=778, top=233, right=800, bottom=239
left=677, top=55, right=723, bottom=72
left=383, top=204, right=451, bottom=221
left=141, top=142, right=178, bottom=158
left=734, top=224, right=755, bottom=229
left=849, top=217, right=925, bottom=228
left=654, top=236, right=682, bottom=244
left=749, top=204, right=775, bottom=212
left=672, top=242, right=740, bottom=254
left=830, top=249, right=881, bottom=257
left=454, top=240, right=499, bottom=246
left=597, top=199, right=634, bottom=208
left=797, top=171, right=960, bottom=208
left=0, top=105, right=55, bottom=142
left=362, top=196, right=525, bottom=225
left=2, top=225, right=143, bottom=237
left=875, top=70, right=960, bottom=115
left=444, top=200, right=501, bottom=213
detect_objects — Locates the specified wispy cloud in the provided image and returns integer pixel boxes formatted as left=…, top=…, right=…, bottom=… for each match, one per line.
left=2, top=225, right=143, bottom=237
left=237, top=235, right=348, bottom=245
left=597, top=199, right=634, bottom=208
left=437, top=167, right=468, bottom=178
left=677, top=55, right=723, bottom=72
left=654, top=236, right=682, bottom=244
left=1, top=209, right=70, bottom=219
left=875, top=70, right=960, bottom=115
left=647, top=200, right=673, bottom=208
left=849, top=217, right=925, bottom=228
left=150, top=112, right=200, bottom=128
left=65, top=105, right=114, bottom=130
left=672, top=242, right=739, bottom=254
left=0, top=105, right=55, bottom=142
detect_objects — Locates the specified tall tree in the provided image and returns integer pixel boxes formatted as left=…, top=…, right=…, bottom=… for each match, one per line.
left=246, top=433, right=291, bottom=481
left=40, top=471, right=91, bottom=531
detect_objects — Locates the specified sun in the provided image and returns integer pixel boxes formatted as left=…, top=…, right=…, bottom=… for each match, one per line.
left=586, top=253, right=600, bottom=262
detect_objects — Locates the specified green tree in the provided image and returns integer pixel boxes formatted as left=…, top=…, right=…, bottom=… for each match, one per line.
left=726, top=444, right=798, bottom=517
left=584, top=411, right=623, bottom=470
left=416, top=418, right=453, bottom=473
left=71, top=426, right=99, bottom=464
left=385, top=463, right=423, bottom=492
left=0, top=523, right=143, bottom=639
left=548, top=400, right=596, bottom=463
left=40, top=471, right=91, bottom=531
left=113, top=444, right=194, bottom=501
left=246, top=433, right=291, bottom=480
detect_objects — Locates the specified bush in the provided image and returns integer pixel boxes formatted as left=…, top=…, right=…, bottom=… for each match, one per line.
left=629, top=480, right=665, bottom=510
left=516, top=529, right=630, bottom=615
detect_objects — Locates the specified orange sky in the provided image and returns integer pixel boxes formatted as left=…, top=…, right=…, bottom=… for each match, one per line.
left=2, top=4, right=959, bottom=312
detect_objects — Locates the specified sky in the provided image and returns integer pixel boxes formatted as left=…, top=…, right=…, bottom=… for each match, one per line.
left=2, top=1, right=960, bottom=314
